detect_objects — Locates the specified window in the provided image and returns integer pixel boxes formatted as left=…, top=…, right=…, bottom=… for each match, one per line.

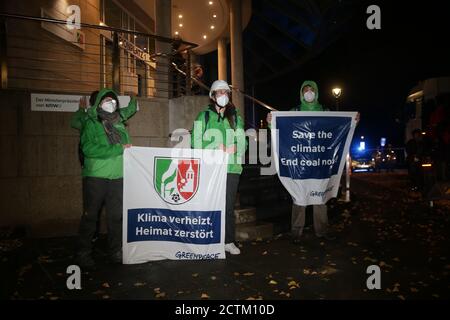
left=104, top=0, right=121, bottom=28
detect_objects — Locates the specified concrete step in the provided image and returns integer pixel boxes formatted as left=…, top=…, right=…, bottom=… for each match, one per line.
left=234, top=207, right=257, bottom=224
left=235, top=221, right=274, bottom=242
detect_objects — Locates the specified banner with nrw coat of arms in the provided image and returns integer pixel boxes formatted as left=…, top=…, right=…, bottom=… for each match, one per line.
left=123, top=147, right=228, bottom=264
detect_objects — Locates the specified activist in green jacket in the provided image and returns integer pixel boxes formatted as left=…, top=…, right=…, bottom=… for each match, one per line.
left=80, top=88, right=137, bottom=179
left=190, top=80, right=247, bottom=255
left=289, top=80, right=334, bottom=243
left=265, top=80, right=335, bottom=244
left=76, top=88, right=137, bottom=268
left=191, top=96, right=247, bottom=174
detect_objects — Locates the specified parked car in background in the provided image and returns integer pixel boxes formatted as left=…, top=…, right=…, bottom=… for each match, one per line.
left=351, top=156, right=376, bottom=172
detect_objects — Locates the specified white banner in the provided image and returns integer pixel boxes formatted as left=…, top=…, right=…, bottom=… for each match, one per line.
left=31, top=93, right=133, bottom=112
left=123, top=147, right=228, bottom=264
left=271, top=112, right=357, bottom=206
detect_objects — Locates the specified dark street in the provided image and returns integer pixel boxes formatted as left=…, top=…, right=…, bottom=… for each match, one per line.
left=2, top=172, right=449, bottom=300
left=1, top=1, right=450, bottom=313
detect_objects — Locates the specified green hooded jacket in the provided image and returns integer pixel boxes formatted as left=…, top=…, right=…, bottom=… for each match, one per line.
left=80, top=88, right=137, bottom=179
left=268, top=80, right=324, bottom=129
left=291, top=80, right=324, bottom=112
left=191, top=105, right=247, bottom=174
left=70, top=108, right=89, bottom=131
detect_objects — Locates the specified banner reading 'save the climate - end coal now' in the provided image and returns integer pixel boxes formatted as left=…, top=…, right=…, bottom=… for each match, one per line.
left=123, top=147, right=228, bottom=264
left=271, top=111, right=357, bottom=206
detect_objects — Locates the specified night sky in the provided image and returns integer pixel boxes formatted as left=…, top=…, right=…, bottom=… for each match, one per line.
left=246, top=1, right=450, bottom=148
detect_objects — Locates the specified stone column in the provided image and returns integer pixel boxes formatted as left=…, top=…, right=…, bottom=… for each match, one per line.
left=230, top=0, right=245, bottom=119
left=154, top=0, right=172, bottom=99
left=217, top=37, right=228, bottom=82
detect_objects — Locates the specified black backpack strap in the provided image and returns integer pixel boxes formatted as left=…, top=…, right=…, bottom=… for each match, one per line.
left=204, top=110, right=209, bottom=127
left=203, top=111, right=210, bottom=137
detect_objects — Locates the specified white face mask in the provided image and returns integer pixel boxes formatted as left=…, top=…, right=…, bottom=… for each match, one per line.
left=216, top=95, right=229, bottom=108
left=304, top=91, right=315, bottom=103
left=101, top=100, right=117, bottom=113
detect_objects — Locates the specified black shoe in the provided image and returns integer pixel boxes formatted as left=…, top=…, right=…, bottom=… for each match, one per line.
left=76, top=252, right=95, bottom=269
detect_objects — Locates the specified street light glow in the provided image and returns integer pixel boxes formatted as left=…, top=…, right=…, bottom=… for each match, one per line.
left=332, top=87, right=342, bottom=98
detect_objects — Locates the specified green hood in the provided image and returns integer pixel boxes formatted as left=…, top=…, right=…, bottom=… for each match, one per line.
left=87, top=88, right=120, bottom=119
left=298, top=80, right=323, bottom=111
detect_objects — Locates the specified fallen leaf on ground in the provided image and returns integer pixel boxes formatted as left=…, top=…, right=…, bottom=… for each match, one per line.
left=18, top=265, right=32, bottom=277
left=201, top=293, right=210, bottom=299
left=269, top=280, right=278, bottom=285
left=379, top=261, right=392, bottom=268
left=92, top=290, right=104, bottom=295
left=134, top=282, right=145, bottom=287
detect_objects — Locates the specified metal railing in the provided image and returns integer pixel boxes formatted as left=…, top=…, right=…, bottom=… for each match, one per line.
left=0, top=12, right=277, bottom=123
left=0, top=12, right=279, bottom=151
left=0, top=12, right=197, bottom=99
